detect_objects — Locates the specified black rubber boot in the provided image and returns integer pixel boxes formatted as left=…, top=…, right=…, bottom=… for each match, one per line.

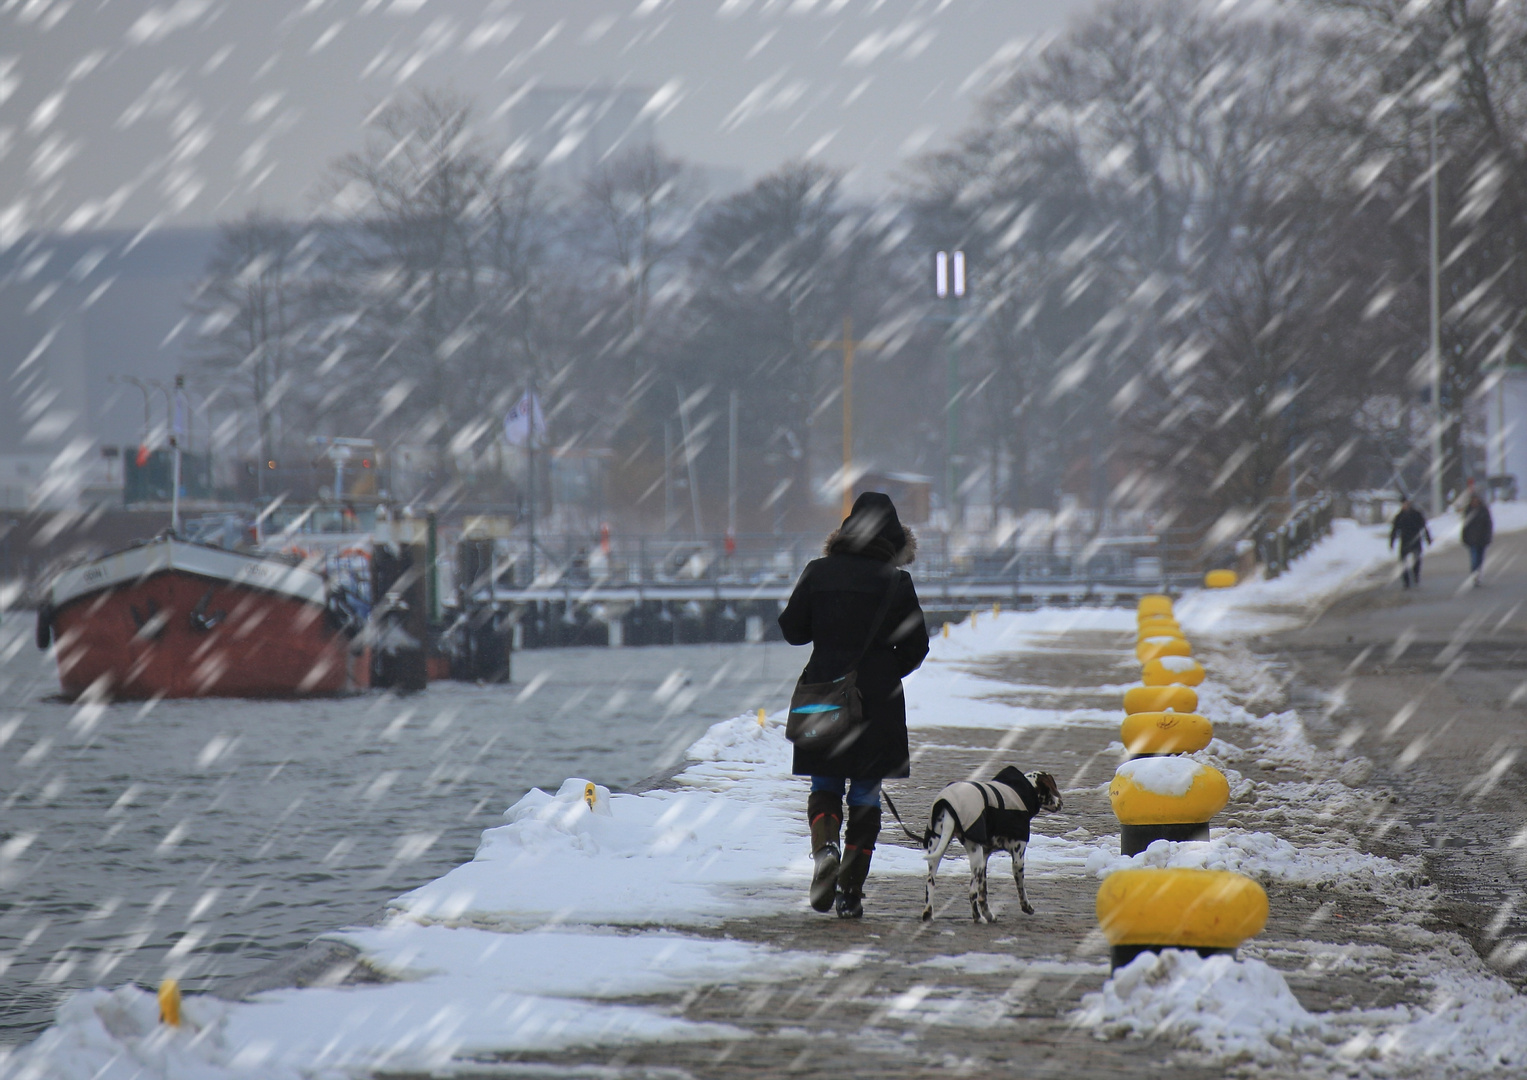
left=807, top=792, right=843, bottom=913
left=836, top=804, right=881, bottom=919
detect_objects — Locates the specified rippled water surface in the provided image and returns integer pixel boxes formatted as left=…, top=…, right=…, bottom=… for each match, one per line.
left=0, top=617, right=799, bottom=1043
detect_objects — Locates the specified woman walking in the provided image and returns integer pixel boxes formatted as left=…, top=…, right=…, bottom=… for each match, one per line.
left=1462, top=490, right=1494, bottom=586
left=778, top=492, right=929, bottom=918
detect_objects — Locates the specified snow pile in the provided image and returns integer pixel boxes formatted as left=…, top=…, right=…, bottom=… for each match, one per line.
left=1076, top=949, right=1328, bottom=1064
left=1085, top=831, right=1407, bottom=889
left=1114, top=755, right=1202, bottom=797
left=397, top=773, right=806, bottom=926
left=1176, top=519, right=1396, bottom=635
left=5, top=974, right=741, bottom=1080
left=1348, top=966, right=1527, bottom=1072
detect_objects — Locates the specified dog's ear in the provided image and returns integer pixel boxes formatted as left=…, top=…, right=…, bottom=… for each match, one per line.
left=1035, top=772, right=1063, bottom=812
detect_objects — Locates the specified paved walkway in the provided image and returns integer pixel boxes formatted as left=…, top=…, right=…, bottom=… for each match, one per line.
left=396, top=628, right=1448, bottom=1079
left=1273, top=527, right=1527, bottom=987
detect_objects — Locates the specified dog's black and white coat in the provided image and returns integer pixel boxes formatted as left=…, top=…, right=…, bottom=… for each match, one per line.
left=921, top=766, right=1063, bottom=923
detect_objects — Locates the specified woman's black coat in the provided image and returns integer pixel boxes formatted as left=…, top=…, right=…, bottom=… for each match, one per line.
left=1463, top=502, right=1494, bottom=549
left=778, top=552, right=930, bottom=780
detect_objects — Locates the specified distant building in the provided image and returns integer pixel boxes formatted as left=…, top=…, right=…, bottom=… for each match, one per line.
left=0, top=227, right=217, bottom=509
left=1486, top=367, right=1527, bottom=500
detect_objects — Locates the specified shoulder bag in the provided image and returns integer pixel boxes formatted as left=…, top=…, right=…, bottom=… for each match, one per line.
left=785, top=575, right=898, bottom=754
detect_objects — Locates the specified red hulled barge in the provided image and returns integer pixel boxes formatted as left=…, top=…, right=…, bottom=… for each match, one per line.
left=36, top=536, right=370, bottom=700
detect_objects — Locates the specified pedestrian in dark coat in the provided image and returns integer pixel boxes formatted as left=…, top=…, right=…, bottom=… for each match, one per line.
left=1389, top=497, right=1433, bottom=588
left=779, top=491, right=929, bottom=918
left=1462, top=493, right=1494, bottom=584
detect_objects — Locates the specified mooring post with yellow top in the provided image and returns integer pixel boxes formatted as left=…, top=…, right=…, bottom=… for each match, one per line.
left=158, top=979, right=181, bottom=1027
left=1097, top=868, right=1267, bottom=970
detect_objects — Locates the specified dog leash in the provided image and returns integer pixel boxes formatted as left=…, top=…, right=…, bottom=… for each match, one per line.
left=880, top=790, right=928, bottom=847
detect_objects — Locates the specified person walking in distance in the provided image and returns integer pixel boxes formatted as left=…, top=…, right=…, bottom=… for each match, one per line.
left=1389, top=497, right=1433, bottom=588
left=1462, top=490, right=1494, bottom=586
left=779, top=492, right=929, bottom=918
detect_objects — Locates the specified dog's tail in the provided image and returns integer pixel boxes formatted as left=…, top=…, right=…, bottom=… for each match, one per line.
left=882, top=791, right=930, bottom=846
left=924, top=809, right=958, bottom=862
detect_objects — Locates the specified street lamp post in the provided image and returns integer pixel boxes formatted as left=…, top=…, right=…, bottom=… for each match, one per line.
left=1428, top=106, right=1445, bottom=518
left=934, top=250, right=968, bottom=527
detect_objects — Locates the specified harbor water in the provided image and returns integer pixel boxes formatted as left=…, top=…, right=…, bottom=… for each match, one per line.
left=0, top=615, right=800, bottom=1044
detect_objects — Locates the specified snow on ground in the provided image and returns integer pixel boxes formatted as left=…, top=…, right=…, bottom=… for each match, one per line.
left=11, top=527, right=1527, bottom=1078
left=1179, top=504, right=1527, bottom=636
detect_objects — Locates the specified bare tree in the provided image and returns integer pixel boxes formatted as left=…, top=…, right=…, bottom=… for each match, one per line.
left=579, top=143, right=700, bottom=335
left=316, top=89, right=548, bottom=461
left=188, top=213, right=310, bottom=490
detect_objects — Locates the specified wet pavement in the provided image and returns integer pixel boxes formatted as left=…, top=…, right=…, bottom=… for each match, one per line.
left=1271, top=528, right=1527, bottom=983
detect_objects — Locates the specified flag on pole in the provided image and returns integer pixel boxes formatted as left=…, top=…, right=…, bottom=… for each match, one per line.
left=503, top=391, right=546, bottom=448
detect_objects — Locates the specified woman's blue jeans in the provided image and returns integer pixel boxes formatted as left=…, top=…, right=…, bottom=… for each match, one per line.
left=810, top=775, right=882, bottom=807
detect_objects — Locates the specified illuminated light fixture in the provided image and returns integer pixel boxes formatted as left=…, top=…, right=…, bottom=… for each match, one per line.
left=933, top=250, right=966, bottom=299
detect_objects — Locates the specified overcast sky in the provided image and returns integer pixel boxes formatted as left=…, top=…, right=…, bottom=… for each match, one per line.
left=2, top=0, right=1092, bottom=237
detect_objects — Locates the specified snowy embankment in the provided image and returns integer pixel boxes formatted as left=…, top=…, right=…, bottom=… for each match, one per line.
left=0, top=606, right=1132, bottom=1079
left=10, top=517, right=1527, bottom=1078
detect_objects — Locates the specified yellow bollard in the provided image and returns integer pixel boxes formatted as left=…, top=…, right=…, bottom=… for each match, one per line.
left=942, top=622, right=950, bottom=639
left=1096, top=868, right=1267, bottom=970
left=971, top=610, right=978, bottom=629
left=992, top=602, right=1000, bottom=616
left=1120, top=711, right=1213, bottom=756
left=1204, top=569, right=1238, bottom=589
left=158, top=979, right=181, bottom=1027
left=583, top=782, right=597, bottom=810
left=1136, top=636, right=1192, bottom=663
left=757, top=707, right=766, bottom=727
left=1123, top=684, right=1198, bottom=716
left=1141, top=656, right=1206, bottom=687
left=1109, top=759, right=1229, bottom=854
left=1137, top=594, right=1173, bottom=618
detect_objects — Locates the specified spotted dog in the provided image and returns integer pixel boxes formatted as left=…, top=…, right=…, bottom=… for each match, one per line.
left=921, top=767, right=1064, bottom=923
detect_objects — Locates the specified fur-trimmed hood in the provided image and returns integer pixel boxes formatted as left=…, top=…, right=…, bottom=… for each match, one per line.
left=823, top=523, right=917, bottom=566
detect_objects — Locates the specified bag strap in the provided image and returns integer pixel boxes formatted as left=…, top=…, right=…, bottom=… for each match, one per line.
left=849, top=573, right=899, bottom=671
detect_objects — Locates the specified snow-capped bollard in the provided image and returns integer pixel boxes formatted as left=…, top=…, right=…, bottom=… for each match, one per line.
left=1109, top=757, right=1229, bottom=855
left=1123, top=684, right=1198, bottom=715
left=1136, top=635, right=1191, bottom=663
left=1204, top=569, right=1238, bottom=588
left=1135, top=620, right=1183, bottom=640
left=1142, top=655, right=1205, bottom=687
left=158, top=979, right=181, bottom=1027
left=1137, top=594, right=1173, bottom=619
left=1096, top=868, right=1267, bottom=970
left=1121, top=711, right=1213, bottom=757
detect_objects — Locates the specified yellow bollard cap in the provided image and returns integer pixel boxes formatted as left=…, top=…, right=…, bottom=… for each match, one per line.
left=1204, top=569, right=1238, bottom=589
left=1136, top=636, right=1192, bottom=663
left=1109, top=758, right=1229, bottom=824
left=1120, top=711, right=1213, bottom=756
left=757, top=707, right=767, bottom=727
left=1142, top=656, right=1206, bottom=687
left=158, top=979, right=181, bottom=1027
left=1123, top=684, right=1198, bottom=715
left=1137, top=594, right=1173, bottom=618
left=1096, top=869, right=1267, bottom=949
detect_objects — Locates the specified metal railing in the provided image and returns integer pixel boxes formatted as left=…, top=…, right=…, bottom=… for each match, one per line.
left=1258, top=495, right=1335, bottom=579
left=466, top=526, right=1204, bottom=596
